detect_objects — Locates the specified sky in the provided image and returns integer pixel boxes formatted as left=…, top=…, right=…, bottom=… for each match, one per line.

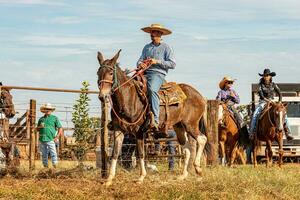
left=1, top=0, right=300, bottom=126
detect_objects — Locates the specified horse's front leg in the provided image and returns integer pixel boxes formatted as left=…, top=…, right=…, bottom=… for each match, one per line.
left=136, top=135, right=146, bottom=184
left=178, top=132, right=191, bottom=180
left=219, top=140, right=226, bottom=166
left=277, top=133, right=284, bottom=168
left=266, top=140, right=273, bottom=167
left=253, top=141, right=258, bottom=168
left=105, top=130, right=124, bottom=187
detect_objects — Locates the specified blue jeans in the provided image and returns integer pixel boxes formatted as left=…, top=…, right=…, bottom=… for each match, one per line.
left=145, top=72, right=165, bottom=123
left=40, top=141, right=58, bottom=167
left=154, top=130, right=176, bottom=170
left=250, top=101, right=291, bottom=134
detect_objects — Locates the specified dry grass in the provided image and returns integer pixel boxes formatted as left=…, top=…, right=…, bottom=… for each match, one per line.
left=0, top=160, right=299, bottom=200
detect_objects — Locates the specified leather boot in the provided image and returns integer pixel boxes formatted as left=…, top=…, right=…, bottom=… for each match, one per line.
left=284, top=126, right=294, bottom=141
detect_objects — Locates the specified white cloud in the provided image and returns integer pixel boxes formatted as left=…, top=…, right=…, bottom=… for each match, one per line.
left=36, top=16, right=83, bottom=24
left=0, top=0, right=65, bottom=6
left=20, top=35, right=131, bottom=46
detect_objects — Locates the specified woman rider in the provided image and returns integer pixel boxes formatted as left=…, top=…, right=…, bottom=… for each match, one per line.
left=216, top=76, right=243, bottom=129
left=249, top=68, right=294, bottom=141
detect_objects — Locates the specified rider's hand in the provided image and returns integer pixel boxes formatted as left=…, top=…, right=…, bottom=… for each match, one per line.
left=230, top=91, right=236, bottom=97
left=150, top=58, right=158, bottom=65
left=138, top=62, right=147, bottom=69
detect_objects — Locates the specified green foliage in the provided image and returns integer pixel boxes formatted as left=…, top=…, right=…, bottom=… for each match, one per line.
left=237, top=104, right=251, bottom=124
left=72, top=81, right=93, bottom=161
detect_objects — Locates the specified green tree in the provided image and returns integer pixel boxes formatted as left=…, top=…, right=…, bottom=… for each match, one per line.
left=72, top=81, right=92, bottom=162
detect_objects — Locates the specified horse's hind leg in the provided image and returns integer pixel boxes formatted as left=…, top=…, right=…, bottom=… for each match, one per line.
left=105, top=130, right=124, bottom=187
left=185, top=124, right=207, bottom=176
left=136, top=133, right=147, bottom=184
left=174, top=124, right=190, bottom=180
left=219, top=140, right=226, bottom=166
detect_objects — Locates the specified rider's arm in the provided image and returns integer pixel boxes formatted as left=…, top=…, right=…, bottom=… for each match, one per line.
left=216, top=90, right=223, bottom=101
left=274, top=83, right=282, bottom=102
left=258, top=84, right=269, bottom=102
left=156, top=45, right=176, bottom=70
left=229, top=90, right=240, bottom=104
left=137, top=46, right=147, bottom=67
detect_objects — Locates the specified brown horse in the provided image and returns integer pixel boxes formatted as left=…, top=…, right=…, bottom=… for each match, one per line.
left=97, top=50, right=207, bottom=186
left=0, top=82, right=16, bottom=119
left=218, top=102, right=246, bottom=167
left=253, top=102, right=287, bottom=168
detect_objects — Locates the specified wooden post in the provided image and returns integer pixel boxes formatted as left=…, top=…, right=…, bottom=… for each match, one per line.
left=95, top=122, right=101, bottom=169
left=29, top=99, right=36, bottom=171
left=100, top=97, right=109, bottom=178
left=206, top=100, right=219, bottom=166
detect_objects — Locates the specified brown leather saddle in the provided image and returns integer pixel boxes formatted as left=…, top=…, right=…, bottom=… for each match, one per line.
left=134, top=74, right=187, bottom=133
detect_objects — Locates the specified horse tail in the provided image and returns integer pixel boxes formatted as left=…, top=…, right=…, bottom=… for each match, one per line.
left=199, top=115, right=211, bottom=158
left=199, top=115, right=207, bottom=136
left=238, top=126, right=252, bottom=148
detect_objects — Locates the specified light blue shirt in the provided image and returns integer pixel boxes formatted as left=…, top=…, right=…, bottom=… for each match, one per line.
left=137, top=42, right=176, bottom=76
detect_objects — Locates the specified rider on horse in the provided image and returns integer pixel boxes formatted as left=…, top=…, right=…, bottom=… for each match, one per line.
left=249, top=68, right=294, bottom=141
left=216, top=76, right=243, bottom=129
left=137, top=24, right=176, bottom=130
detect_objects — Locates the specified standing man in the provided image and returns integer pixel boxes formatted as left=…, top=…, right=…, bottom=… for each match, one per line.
left=37, top=103, right=63, bottom=168
left=137, top=24, right=176, bottom=130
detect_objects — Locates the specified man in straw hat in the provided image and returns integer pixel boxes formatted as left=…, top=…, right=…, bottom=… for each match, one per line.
left=37, top=103, right=63, bottom=168
left=249, top=68, right=293, bottom=141
left=137, top=24, right=176, bottom=130
left=216, top=76, right=243, bottom=128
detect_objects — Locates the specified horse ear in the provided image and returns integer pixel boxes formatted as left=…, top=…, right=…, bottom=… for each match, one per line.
left=283, top=102, right=288, bottom=108
left=97, top=51, right=104, bottom=66
left=0, top=82, right=2, bottom=86
left=111, top=49, right=122, bottom=65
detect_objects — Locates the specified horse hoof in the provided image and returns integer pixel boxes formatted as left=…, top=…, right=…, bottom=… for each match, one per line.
left=104, top=180, right=113, bottom=187
left=136, top=176, right=145, bottom=184
left=195, top=167, right=203, bottom=176
left=177, top=173, right=188, bottom=181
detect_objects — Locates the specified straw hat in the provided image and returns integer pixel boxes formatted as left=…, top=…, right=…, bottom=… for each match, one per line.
left=259, top=68, right=276, bottom=77
left=219, top=76, right=236, bottom=90
left=40, top=103, right=55, bottom=113
left=141, top=24, right=172, bottom=35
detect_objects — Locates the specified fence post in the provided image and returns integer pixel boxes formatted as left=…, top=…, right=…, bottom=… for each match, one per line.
left=29, top=99, right=36, bottom=171
left=206, top=100, right=219, bottom=166
left=100, top=97, right=109, bottom=178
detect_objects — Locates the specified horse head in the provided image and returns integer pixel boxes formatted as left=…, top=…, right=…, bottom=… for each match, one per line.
left=0, top=82, right=16, bottom=118
left=218, top=102, right=230, bottom=127
left=270, top=101, right=287, bottom=132
left=97, top=49, right=122, bottom=100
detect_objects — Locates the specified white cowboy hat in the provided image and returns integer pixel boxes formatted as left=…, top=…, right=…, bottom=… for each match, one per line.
left=219, top=76, right=236, bottom=90
left=40, top=103, right=55, bottom=113
left=141, top=24, right=172, bottom=35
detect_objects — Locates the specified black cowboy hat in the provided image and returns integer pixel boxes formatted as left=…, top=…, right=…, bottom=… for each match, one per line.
left=259, top=68, right=276, bottom=77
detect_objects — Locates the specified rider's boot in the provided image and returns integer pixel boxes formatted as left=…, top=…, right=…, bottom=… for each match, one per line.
left=284, top=126, right=294, bottom=141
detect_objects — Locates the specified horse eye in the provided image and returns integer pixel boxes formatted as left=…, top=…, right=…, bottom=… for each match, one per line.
left=109, top=72, right=113, bottom=76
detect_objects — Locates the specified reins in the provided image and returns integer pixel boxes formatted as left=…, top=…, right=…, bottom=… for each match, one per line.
left=99, top=59, right=153, bottom=126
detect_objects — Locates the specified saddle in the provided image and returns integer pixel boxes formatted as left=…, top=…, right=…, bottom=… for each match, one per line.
left=134, top=74, right=187, bottom=133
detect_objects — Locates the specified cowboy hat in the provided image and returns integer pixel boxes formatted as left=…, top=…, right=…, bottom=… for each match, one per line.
left=259, top=68, right=276, bottom=77
left=141, top=24, right=172, bottom=35
left=219, top=76, right=236, bottom=90
left=40, top=103, right=55, bottom=113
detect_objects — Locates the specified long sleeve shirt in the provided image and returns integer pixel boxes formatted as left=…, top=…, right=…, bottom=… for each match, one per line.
left=137, top=42, right=176, bottom=76
left=258, top=82, right=282, bottom=102
left=216, top=88, right=240, bottom=105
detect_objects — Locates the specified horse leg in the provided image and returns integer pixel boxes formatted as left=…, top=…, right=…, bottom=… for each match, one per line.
left=219, top=140, right=226, bottom=166
left=276, top=134, right=284, bottom=168
left=267, top=140, right=273, bottom=167
left=193, top=133, right=207, bottom=175
left=237, top=147, right=246, bottom=165
left=253, top=141, right=258, bottom=168
left=105, top=130, right=124, bottom=187
left=136, top=134, right=146, bottom=184
left=228, top=142, right=238, bottom=167
left=265, top=144, right=269, bottom=168
left=174, top=123, right=191, bottom=180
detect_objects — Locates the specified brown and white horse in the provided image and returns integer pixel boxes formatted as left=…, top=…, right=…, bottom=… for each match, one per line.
left=97, top=50, right=207, bottom=186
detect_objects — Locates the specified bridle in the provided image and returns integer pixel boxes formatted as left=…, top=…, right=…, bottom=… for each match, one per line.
left=266, top=102, right=285, bottom=131
left=98, top=60, right=152, bottom=126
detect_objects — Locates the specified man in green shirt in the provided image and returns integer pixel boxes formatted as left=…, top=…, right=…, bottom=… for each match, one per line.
left=37, top=103, right=63, bottom=168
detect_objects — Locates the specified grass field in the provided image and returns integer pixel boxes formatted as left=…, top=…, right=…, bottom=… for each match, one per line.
left=0, top=160, right=299, bottom=200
